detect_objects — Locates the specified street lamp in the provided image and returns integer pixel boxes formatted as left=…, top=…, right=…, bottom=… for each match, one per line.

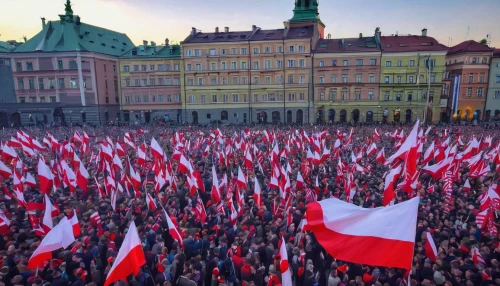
left=69, top=110, right=72, bottom=124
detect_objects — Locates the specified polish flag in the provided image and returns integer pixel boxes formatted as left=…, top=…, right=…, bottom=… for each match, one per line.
left=76, top=162, right=89, bottom=191
left=150, top=138, right=164, bottom=160
left=472, top=247, right=486, bottom=266
left=178, top=154, right=193, bottom=174
left=211, top=166, right=221, bottom=204
left=104, top=221, right=146, bottom=286
left=366, top=142, right=377, bottom=157
left=464, top=179, right=471, bottom=193
left=32, top=139, right=46, bottom=152
left=146, top=193, right=157, bottom=211
left=38, top=159, right=53, bottom=194
left=70, top=209, right=81, bottom=237
left=422, top=141, right=435, bottom=165
left=305, top=197, right=419, bottom=269
left=244, top=150, right=253, bottom=170
left=382, top=164, right=402, bottom=206
left=28, top=217, right=75, bottom=269
left=422, top=156, right=453, bottom=180
left=279, top=236, right=293, bottom=286
left=424, top=232, right=437, bottom=262
left=163, top=210, right=184, bottom=250
left=25, top=172, right=37, bottom=187
left=376, top=148, right=385, bottom=164
left=237, top=166, right=247, bottom=190
left=112, top=154, right=123, bottom=170
left=2, top=145, right=18, bottom=161
left=373, top=128, right=381, bottom=141
left=254, top=178, right=262, bottom=208
left=116, top=142, right=126, bottom=157
left=296, top=171, right=304, bottom=189
left=0, top=160, right=11, bottom=178
left=320, top=145, right=330, bottom=163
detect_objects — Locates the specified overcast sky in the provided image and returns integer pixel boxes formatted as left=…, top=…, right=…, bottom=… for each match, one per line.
left=1, top=0, right=498, bottom=48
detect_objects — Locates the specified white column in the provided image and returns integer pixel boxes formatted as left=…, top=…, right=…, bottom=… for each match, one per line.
left=76, top=53, right=86, bottom=106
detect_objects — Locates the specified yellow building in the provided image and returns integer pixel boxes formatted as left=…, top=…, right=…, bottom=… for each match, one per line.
left=118, top=39, right=183, bottom=123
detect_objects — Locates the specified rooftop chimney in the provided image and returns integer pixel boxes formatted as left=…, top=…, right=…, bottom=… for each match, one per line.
left=75, top=15, right=80, bottom=25
left=283, top=21, right=290, bottom=30
left=191, top=27, right=196, bottom=36
left=224, top=27, right=229, bottom=33
left=327, top=33, right=331, bottom=39
left=359, top=33, right=363, bottom=39
left=215, top=27, right=219, bottom=33
left=422, top=28, right=428, bottom=37
left=41, top=17, right=46, bottom=28
left=151, top=41, right=156, bottom=46
left=375, top=27, right=381, bottom=42
left=252, top=25, right=257, bottom=31
left=165, top=38, right=169, bottom=46
left=143, top=40, right=148, bottom=47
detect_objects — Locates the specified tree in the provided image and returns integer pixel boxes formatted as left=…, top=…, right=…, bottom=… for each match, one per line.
left=480, top=39, right=488, bottom=45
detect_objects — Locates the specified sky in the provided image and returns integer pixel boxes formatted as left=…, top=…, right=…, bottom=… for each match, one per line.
left=0, top=0, right=499, bottom=48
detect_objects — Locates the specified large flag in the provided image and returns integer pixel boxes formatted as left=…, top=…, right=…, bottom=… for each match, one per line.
left=163, top=210, right=184, bottom=250
left=38, top=159, right=53, bottom=194
left=28, top=217, right=75, bottom=269
left=305, top=197, right=419, bottom=269
left=104, top=221, right=146, bottom=286
left=279, top=236, right=293, bottom=286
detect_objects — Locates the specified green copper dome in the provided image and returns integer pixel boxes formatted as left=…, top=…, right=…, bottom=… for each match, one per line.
left=290, top=0, right=323, bottom=26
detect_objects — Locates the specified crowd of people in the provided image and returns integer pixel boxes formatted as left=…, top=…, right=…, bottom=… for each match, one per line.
left=0, top=122, right=499, bottom=286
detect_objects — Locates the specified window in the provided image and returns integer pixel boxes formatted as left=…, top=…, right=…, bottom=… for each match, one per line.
left=134, top=79, right=140, bottom=86
left=384, top=92, right=390, bottom=101
left=212, top=94, right=218, bottom=102
left=157, top=95, right=163, bottom=102
left=124, top=65, right=130, bottom=72
left=150, top=79, right=155, bottom=86
left=221, top=62, right=226, bottom=70
left=175, top=94, right=180, bottom=102
left=232, top=94, right=239, bottom=102
left=133, top=65, right=139, bottom=71
left=125, top=96, right=131, bottom=103
left=211, top=77, right=217, bottom=85
left=265, top=46, right=271, bottom=53
left=409, top=60, right=415, bottom=67
left=231, top=48, right=237, bottom=55
left=397, top=76, right=402, bottom=83
left=188, top=95, right=195, bottom=103
left=355, top=90, right=361, bottom=100
left=241, top=62, right=247, bottom=69
left=496, top=75, right=500, bottom=83
left=332, top=60, right=337, bottom=66
left=30, top=97, right=36, bottom=103
left=384, top=76, right=390, bottom=84
left=186, top=64, right=192, bottom=71
left=19, top=97, right=25, bottom=103
left=142, top=79, right=147, bottom=86
left=319, top=76, right=324, bottom=84
left=158, top=64, right=164, bottom=71
left=232, top=77, right=238, bottom=85
left=174, top=64, right=179, bottom=71
left=409, top=76, right=414, bottom=83
left=241, top=48, right=247, bottom=55
left=196, top=64, right=202, bottom=71
left=288, top=75, right=294, bottom=84
left=385, top=61, right=391, bottom=67
left=265, top=76, right=271, bottom=84
left=482, top=57, right=487, bottom=64
left=158, top=78, right=163, bottom=85
left=221, top=77, right=227, bottom=85
left=194, top=49, right=200, bottom=56
left=186, top=50, right=192, bottom=56
left=370, top=59, right=376, bottom=66
left=341, top=88, right=348, bottom=100
left=38, top=78, right=44, bottom=90
left=58, top=60, right=63, bottom=70
left=49, top=79, right=55, bottom=89
left=253, top=61, right=259, bottom=70
left=430, top=75, right=435, bottom=83
left=477, top=88, right=483, bottom=97
left=277, top=75, right=282, bottom=84
left=141, top=65, right=147, bottom=71
left=269, top=93, right=276, bottom=101
left=231, top=61, right=237, bottom=69
left=467, top=88, right=472, bottom=97
left=253, top=47, right=259, bottom=54
left=331, top=75, right=337, bottom=83
left=252, top=77, right=258, bottom=84
left=211, top=63, right=216, bottom=71
left=143, top=95, right=149, bottom=102
left=134, top=95, right=141, bottom=103
left=356, top=74, right=361, bottom=83
left=163, top=64, right=170, bottom=71
left=16, top=62, right=22, bottom=71
left=265, top=60, right=271, bottom=69
left=369, top=74, right=374, bottom=83
left=298, top=45, right=305, bottom=52
left=174, top=78, right=179, bottom=85
left=320, top=92, right=325, bottom=100
left=223, top=94, right=228, bottom=103
left=368, top=91, right=374, bottom=100
left=424, top=59, right=436, bottom=67
left=495, top=91, right=500, bottom=99
left=253, top=94, right=258, bottom=102
left=299, top=93, right=305, bottom=100
left=288, top=93, right=295, bottom=101
left=287, top=60, right=295, bottom=67
left=407, top=93, right=412, bottom=101
left=299, top=59, right=305, bottom=67
left=277, top=60, right=283, bottom=68
left=221, top=49, right=226, bottom=55
left=329, top=90, right=336, bottom=101
left=343, top=60, right=348, bottom=66
left=125, top=78, right=130, bottom=86
left=58, top=78, right=65, bottom=89
left=152, top=95, right=157, bottom=103
left=201, top=95, right=206, bottom=103
left=319, top=61, right=324, bottom=67
left=241, top=77, right=248, bottom=84
left=396, top=93, right=401, bottom=101
left=356, top=59, right=363, bottom=66
left=28, top=79, right=35, bottom=89
left=209, top=49, right=216, bottom=56
left=397, top=60, right=402, bottom=67
left=149, top=65, right=154, bottom=71
left=289, top=45, right=295, bottom=52
left=278, top=46, right=283, bottom=53
left=70, top=78, right=77, bottom=88
left=479, top=74, right=485, bottom=83
left=26, top=62, right=33, bottom=71
left=197, top=77, right=203, bottom=85
left=299, top=75, right=305, bottom=84
left=469, top=73, right=474, bottom=83
left=342, top=74, right=347, bottom=83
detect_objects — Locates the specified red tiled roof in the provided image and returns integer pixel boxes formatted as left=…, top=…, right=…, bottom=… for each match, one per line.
left=380, top=35, right=448, bottom=52
left=447, top=40, right=494, bottom=55
left=313, top=37, right=380, bottom=53
left=492, top=49, right=500, bottom=57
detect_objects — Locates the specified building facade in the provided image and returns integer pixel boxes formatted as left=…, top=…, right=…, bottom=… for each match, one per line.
left=312, top=33, right=381, bottom=123
left=118, top=39, right=183, bottom=124
left=0, top=0, right=133, bottom=126
left=180, top=0, right=323, bottom=124
left=0, top=41, right=18, bottom=127
left=445, top=40, right=494, bottom=121
left=485, top=49, right=500, bottom=120
left=379, top=29, right=448, bottom=123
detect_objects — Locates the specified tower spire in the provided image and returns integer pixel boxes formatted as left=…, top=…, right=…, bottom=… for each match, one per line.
left=65, top=0, right=73, bottom=16
left=290, top=0, right=322, bottom=25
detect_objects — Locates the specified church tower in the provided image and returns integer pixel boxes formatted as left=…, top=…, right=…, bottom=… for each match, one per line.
left=289, top=0, right=325, bottom=38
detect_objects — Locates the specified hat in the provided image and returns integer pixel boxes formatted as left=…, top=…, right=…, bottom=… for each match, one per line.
left=433, top=271, right=446, bottom=285
left=212, top=268, right=220, bottom=276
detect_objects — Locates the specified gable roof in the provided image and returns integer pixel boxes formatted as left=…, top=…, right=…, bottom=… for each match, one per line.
left=0, top=41, right=14, bottom=53
left=13, top=16, right=134, bottom=56
left=447, top=40, right=494, bottom=55
left=314, top=37, right=380, bottom=53
left=120, top=44, right=181, bottom=59
left=380, top=35, right=448, bottom=53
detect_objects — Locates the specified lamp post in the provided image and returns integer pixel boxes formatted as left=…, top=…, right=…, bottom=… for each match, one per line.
left=69, top=110, right=72, bottom=125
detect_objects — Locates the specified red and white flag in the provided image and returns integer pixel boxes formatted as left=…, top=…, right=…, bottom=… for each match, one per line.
left=104, top=221, right=146, bottom=286
left=472, top=247, right=486, bottom=266
left=25, top=172, right=37, bottom=187
left=178, top=154, right=193, bottom=174
left=237, top=166, right=247, bottom=190
left=279, top=236, right=293, bottom=286
left=28, top=217, right=75, bottom=269
left=376, top=148, right=385, bottom=164
left=254, top=178, right=262, bottom=208
left=150, top=137, right=164, bottom=160
left=305, top=197, right=419, bottom=269
left=76, top=162, right=89, bottom=191
left=0, top=160, right=11, bottom=178
left=366, top=142, right=377, bottom=157
left=382, top=164, right=402, bottom=206
left=163, top=210, right=184, bottom=249
left=38, top=159, right=53, bottom=194
left=424, top=232, right=437, bottom=262
left=464, top=179, right=471, bottom=193
left=422, top=141, right=435, bottom=166
left=70, top=209, right=81, bottom=237
left=146, top=193, right=157, bottom=211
